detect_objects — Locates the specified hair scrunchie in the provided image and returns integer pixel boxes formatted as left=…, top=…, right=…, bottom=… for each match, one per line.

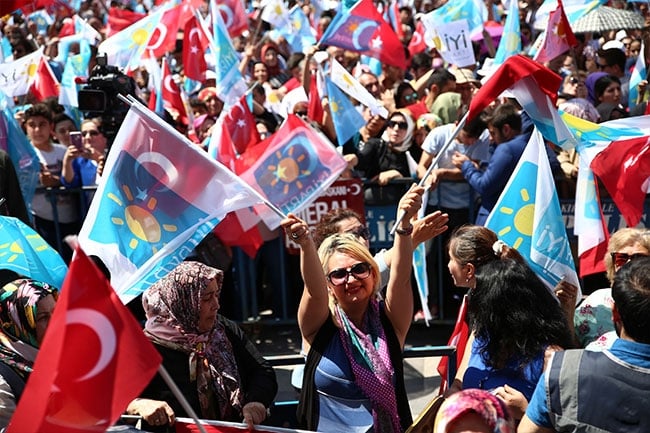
left=492, top=240, right=507, bottom=256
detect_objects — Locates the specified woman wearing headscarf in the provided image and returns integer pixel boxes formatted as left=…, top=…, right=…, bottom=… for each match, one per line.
left=0, top=278, right=58, bottom=428
left=434, top=388, right=515, bottom=433
left=584, top=71, right=608, bottom=106
left=127, top=261, right=277, bottom=430
left=281, top=186, right=424, bottom=432
left=259, top=42, right=290, bottom=89
left=354, top=110, right=420, bottom=204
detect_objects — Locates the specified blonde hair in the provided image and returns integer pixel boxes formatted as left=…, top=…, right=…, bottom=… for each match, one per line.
left=317, top=234, right=380, bottom=313
left=605, top=228, right=650, bottom=284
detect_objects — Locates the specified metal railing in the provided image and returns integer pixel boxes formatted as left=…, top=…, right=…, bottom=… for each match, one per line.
left=28, top=181, right=650, bottom=322
left=264, top=345, right=457, bottom=429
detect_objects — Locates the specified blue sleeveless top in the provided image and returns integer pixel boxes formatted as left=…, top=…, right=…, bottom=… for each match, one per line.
left=463, top=337, right=545, bottom=401
left=314, top=334, right=374, bottom=433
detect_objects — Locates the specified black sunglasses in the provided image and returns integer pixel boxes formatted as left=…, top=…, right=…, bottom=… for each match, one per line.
left=345, top=226, right=371, bottom=240
left=387, top=120, right=408, bottom=130
left=327, top=262, right=372, bottom=286
left=611, top=252, right=649, bottom=268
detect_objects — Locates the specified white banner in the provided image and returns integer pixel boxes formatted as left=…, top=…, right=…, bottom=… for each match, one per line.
left=430, top=20, right=475, bottom=67
left=0, top=48, right=43, bottom=97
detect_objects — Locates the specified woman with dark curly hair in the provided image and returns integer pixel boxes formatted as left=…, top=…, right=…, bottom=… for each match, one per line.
left=446, top=225, right=575, bottom=422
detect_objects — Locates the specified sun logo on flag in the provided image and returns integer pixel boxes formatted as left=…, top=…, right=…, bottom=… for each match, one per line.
left=560, top=112, right=609, bottom=141
left=488, top=160, right=538, bottom=254
left=107, top=184, right=178, bottom=253
left=88, top=151, right=209, bottom=265
left=254, top=131, right=328, bottom=206
left=266, top=146, right=312, bottom=194
left=493, top=187, right=535, bottom=249
left=131, top=27, right=153, bottom=47
left=0, top=234, right=49, bottom=263
left=330, top=99, right=340, bottom=113
left=26, top=60, right=39, bottom=79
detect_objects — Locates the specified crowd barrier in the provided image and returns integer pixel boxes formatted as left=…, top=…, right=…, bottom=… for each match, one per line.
left=31, top=179, right=650, bottom=322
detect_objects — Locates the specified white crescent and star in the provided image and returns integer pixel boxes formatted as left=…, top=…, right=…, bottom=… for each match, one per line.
left=163, top=74, right=179, bottom=95
left=351, top=20, right=375, bottom=50
left=66, top=308, right=116, bottom=382
left=218, top=5, right=234, bottom=28
left=188, top=27, right=201, bottom=44
left=348, top=183, right=362, bottom=195
left=410, top=30, right=422, bottom=48
left=137, top=151, right=180, bottom=187
left=147, top=22, right=168, bottom=51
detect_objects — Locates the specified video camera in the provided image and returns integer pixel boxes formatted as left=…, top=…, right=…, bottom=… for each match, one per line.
left=77, top=53, right=138, bottom=147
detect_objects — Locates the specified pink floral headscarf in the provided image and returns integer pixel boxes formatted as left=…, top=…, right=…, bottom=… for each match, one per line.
left=143, top=261, right=242, bottom=419
left=434, top=389, right=515, bottom=433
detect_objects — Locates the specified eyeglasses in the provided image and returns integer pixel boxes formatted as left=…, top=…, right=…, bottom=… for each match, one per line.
left=82, top=130, right=100, bottom=137
left=327, top=262, right=372, bottom=286
left=611, top=252, right=649, bottom=268
left=569, top=77, right=584, bottom=85
left=387, top=120, right=408, bottom=130
left=345, top=226, right=371, bottom=240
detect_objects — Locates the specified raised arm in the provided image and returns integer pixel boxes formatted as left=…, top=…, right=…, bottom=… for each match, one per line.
left=280, top=214, right=330, bottom=347
left=379, top=210, right=449, bottom=269
left=383, top=185, right=425, bottom=346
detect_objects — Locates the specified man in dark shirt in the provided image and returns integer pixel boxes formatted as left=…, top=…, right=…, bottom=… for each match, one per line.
left=0, top=149, right=30, bottom=225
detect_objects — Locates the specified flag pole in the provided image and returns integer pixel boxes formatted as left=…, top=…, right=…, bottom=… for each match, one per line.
left=117, top=94, right=289, bottom=221
left=389, top=111, right=468, bottom=235
left=158, top=365, right=209, bottom=433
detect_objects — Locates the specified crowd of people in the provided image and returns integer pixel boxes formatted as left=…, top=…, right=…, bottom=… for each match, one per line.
left=0, top=0, right=649, bottom=431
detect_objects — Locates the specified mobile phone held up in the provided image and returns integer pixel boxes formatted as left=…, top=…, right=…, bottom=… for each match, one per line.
left=70, top=131, right=83, bottom=151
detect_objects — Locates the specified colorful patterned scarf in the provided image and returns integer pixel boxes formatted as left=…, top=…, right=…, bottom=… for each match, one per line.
left=143, top=261, right=243, bottom=419
left=434, top=388, right=514, bottom=433
left=334, top=299, right=401, bottom=432
left=0, top=279, right=59, bottom=376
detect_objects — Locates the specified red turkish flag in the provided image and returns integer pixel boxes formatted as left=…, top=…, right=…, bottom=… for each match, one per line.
left=178, top=0, right=204, bottom=24
left=146, top=4, right=182, bottom=57
left=209, top=95, right=259, bottom=170
left=218, top=0, right=249, bottom=38
left=7, top=245, right=161, bottom=433
left=533, top=0, right=577, bottom=64
left=222, top=94, right=261, bottom=155
left=307, top=71, right=324, bottom=124
left=183, top=15, right=209, bottom=82
left=106, top=6, right=147, bottom=37
left=30, top=57, right=60, bottom=101
left=161, top=59, right=189, bottom=125
left=591, top=135, right=650, bottom=228
left=467, top=55, right=561, bottom=122
left=148, top=86, right=158, bottom=112
left=408, top=20, right=427, bottom=57
left=0, top=0, right=27, bottom=15
left=214, top=212, right=264, bottom=258
left=437, top=294, right=469, bottom=394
